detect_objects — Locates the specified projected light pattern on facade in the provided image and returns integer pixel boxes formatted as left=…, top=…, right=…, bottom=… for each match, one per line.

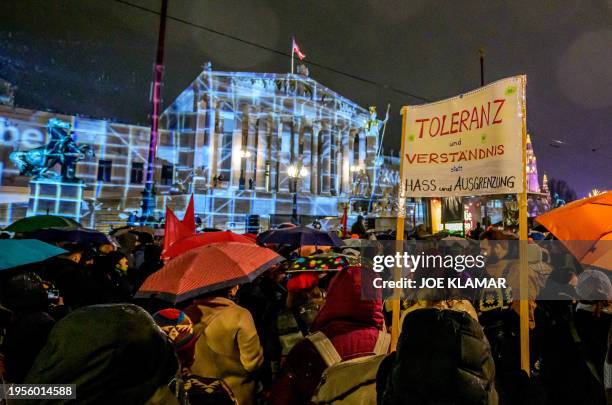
left=0, top=65, right=393, bottom=230
left=160, top=65, right=382, bottom=228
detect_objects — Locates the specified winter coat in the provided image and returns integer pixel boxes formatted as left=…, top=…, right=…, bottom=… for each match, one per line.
left=536, top=303, right=608, bottom=405
left=186, top=297, right=264, bottom=405
left=485, top=258, right=540, bottom=301
left=24, top=304, right=178, bottom=405
left=237, top=276, right=287, bottom=387
left=270, top=266, right=385, bottom=405
left=377, top=308, right=498, bottom=405
left=2, top=272, right=57, bottom=383
left=573, top=305, right=610, bottom=405
left=4, top=311, right=55, bottom=383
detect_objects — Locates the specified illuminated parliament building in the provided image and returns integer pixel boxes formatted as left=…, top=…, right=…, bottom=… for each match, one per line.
left=0, top=65, right=395, bottom=230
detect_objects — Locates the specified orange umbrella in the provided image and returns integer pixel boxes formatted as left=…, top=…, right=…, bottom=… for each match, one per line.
left=136, top=242, right=283, bottom=304
left=162, top=230, right=255, bottom=260
left=536, top=191, right=612, bottom=270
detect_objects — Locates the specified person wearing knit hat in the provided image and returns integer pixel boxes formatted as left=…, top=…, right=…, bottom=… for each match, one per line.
left=153, top=309, right=237, bottom=405
left=576, top=269, right=612, bottom=302
left=153, top=309, right=198, bottom=370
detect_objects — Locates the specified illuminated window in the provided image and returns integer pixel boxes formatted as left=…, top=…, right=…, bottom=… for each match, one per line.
left=130, top=162, right=144, bottom=184
left=97, top=160, right=112, bottom=182
left=161, top=165, right=174, bottom=186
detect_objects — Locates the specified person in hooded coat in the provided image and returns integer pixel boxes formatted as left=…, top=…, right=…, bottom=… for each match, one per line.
left=153, top=308, right=238, bottom=405
left=377, top=307, right=498, bottom=405
left=185, top=286, right=264, bottom=405
left=23, top=304, right=179, bottom=405
left=269, top=266, right=386, bottom=405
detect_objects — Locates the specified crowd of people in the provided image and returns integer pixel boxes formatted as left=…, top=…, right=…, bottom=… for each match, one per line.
left=0, top=220, right=610, bottom=405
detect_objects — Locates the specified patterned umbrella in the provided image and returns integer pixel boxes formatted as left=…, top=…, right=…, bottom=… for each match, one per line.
left=281, top=253, right=356, bottom=273
left=136, top=242, right=283, bottom=304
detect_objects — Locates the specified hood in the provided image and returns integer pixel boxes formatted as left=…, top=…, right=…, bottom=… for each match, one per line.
left=311, top=266, right=383, bottom=332
left=381, top=308, right=497, bottom=405
left=191, top=296, right=236, bottom=325
left=25, top=304, right=178, bottom=405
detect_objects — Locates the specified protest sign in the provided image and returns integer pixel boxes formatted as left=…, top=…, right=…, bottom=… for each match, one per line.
left=401, top=76, right=525, bottom=197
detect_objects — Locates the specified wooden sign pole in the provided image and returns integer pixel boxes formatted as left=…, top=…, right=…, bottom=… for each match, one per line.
left=391, top=107, right=409, bottom=351
left=518, top=75, right=530, bottom=375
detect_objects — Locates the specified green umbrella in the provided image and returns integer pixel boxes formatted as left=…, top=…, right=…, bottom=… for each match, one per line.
left=0, top=239, right=67, bottom=271
left=5, top=215, right=81, bottom=233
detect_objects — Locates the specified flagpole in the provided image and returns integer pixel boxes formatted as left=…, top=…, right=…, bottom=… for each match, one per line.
left=291, top=38, right=295, bottom=74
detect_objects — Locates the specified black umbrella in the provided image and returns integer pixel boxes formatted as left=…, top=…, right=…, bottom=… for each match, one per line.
left=256, top=226, right=344, bottom=247
left=29, top=227, right=113, bottom=246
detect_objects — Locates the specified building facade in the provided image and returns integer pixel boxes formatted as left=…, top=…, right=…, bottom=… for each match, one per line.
left=160, top=65, right=381, bottom=229
left=0, top=66, right=386, bottom=231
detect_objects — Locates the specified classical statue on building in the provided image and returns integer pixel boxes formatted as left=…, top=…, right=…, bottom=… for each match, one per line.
left=366, top=106, right=388, bottom=137
left=10, top=118, right=94, bottom=182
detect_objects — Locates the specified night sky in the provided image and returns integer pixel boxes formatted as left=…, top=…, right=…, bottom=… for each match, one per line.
left=1, top=0, right=610, bottom=197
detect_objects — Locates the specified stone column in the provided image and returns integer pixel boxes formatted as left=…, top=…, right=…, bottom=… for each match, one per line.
left=234, top=104, right=250, bottom=189
left=255, top=117, right=268, bottom=191
left=311, top=122, right=321, bottom=195
left=230, top=115, right=243, bottom=189
left=340, top=127, right=350, bottom=195
left=264, top=115, right=273, bottom=192
left=358, top=129, right=367, bottom=169
left=320, top=120, right=331, bottom=195
left=330, top=125, right=338, bottom=196
left=347, top=129, right=356, bottom=194
left=195, top=99, right=216, bottom=185
left=279, top=119, right=290, bottom=192
left=301, top=122, right=311, bottom=193
left=193, top=98, right=208, bottom=181
left=215, top=106, right=227, bottom=186
left=245, top=109, right=257, bottom=188
left=272, top=117, right=282, bottom=192
left=294, top=117, right=304, bottom=192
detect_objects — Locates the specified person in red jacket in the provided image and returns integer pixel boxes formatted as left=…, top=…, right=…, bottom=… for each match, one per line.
left=269, top=266, right=386, bottom=404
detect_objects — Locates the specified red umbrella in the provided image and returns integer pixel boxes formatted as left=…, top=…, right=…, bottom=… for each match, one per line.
left=136, top=242, right=283, bottom=304
left=162, top=230, right=256, bottom=260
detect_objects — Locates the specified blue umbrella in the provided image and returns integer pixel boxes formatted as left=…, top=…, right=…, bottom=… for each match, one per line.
left=28, top=227, right=113, bottom=246
left=256, top=226, right=344, bottom=247
left=0, top=239, right=67, bottom=271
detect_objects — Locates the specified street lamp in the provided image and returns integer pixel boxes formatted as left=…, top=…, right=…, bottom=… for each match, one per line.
left=238, top=149, right=251, bottom=190
left=287, top=163, right=308, bottom=224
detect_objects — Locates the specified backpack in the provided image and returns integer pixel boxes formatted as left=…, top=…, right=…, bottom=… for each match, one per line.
left=309, top=330, right=390, bottom=404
